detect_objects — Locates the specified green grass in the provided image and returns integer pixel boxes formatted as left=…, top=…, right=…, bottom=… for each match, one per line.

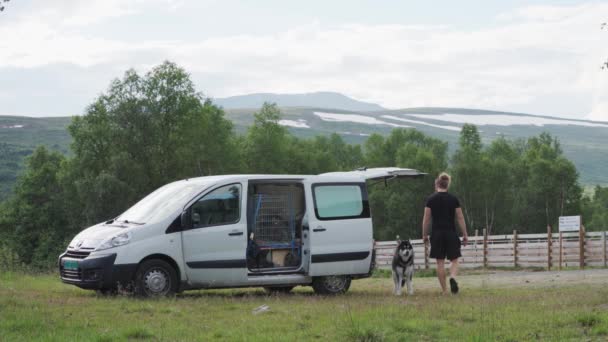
left=1, top=271, right=607, bottom=341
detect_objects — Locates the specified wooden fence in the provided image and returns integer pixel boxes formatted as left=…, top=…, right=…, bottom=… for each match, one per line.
left=374, top=229, right=608, bottom=270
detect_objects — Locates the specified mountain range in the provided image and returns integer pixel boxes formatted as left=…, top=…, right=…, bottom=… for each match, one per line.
left=214, top=91, right=385, bottom=111
left=0, top=92, right=607, bottom=199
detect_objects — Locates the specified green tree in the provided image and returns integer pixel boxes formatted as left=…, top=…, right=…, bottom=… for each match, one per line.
left=365, top=129, right=448, bottom=240
left=66, top=61, right=237, bottom=225
left=451, top=124, right=485, bottom=231
left=459, top=124, right=482, bottom=152
left=173, top=99, right=241, bottom=176
left=451, top=128, right=583, bottom=234
left=583, top=186, right=608, bottom=231
left=478, top=137, right=520, bottom=234
left=520, top=133, right=582, bottom=231
left=244, top=103, right=289, bottom=173
left=0, top=147, right=68, bottom=267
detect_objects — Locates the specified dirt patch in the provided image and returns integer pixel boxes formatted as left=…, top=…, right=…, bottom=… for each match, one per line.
left=412, top=268, right=608, bottom=290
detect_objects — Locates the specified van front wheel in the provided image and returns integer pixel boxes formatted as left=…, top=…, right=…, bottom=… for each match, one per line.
left=134, top=259, right=178, bottom=297
left=312, top=276, right=351, bottom=295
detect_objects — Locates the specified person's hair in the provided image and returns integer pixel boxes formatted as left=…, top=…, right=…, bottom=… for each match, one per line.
left=435, top=172, right=451, bottom=190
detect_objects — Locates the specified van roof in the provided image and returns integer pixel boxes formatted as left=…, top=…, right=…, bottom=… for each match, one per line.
left=174, top=168, right=425, bottom=186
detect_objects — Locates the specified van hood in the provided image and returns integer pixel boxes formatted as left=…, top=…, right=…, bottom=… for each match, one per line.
left=68, top=223, right=132, bottom=249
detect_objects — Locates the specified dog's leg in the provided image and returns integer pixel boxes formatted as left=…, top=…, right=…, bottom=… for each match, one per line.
left=392, top=271, right=400, bottom=295
left=396, top=276, right=402, bottom=296
left=397, top=268, right=404, bottom=295
left=406, top=269, right=414, bottom=295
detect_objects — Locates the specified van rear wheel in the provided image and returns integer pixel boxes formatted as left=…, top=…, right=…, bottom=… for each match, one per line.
left=264, top=286, right=294, bottom=294
left=134, top=259, right=178, bottom=297
left=312, top=276, right=351, bottom=295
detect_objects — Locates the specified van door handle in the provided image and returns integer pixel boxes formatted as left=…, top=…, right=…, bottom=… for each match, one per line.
left=313, top=227, right=326, bottom=232
left=228, top=231, right=243, bottom=236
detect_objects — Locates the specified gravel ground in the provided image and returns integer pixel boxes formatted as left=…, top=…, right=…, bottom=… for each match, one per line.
left=414, top=268, right=608, bottom=290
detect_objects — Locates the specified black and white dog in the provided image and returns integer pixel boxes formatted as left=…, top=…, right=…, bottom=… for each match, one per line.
left=392, top=239, right=414, bottom=296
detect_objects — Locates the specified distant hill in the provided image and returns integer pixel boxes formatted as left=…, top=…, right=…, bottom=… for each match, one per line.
left=214, top=91, right=385, bottom=112
left=225, top=107, right=608, bottom=186
left=1, top=106, right=607, bottom=200
left=0, top=116, right=72, bottom=199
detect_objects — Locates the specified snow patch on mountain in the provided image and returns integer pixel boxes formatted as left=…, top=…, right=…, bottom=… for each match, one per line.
left=314, top=112, right=410, bottom=128
left=278, top=119, right=310, bottom=128
left=408, top=114, right=608, bottom=128
left=381, top=115, right=461, bottom=131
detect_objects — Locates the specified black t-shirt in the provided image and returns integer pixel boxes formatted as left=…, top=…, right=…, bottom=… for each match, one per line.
left=425, top=192, right=460, bottom=232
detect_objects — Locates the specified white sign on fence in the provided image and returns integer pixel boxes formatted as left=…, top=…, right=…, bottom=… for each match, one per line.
left=559, top=215, right=581, bottom=232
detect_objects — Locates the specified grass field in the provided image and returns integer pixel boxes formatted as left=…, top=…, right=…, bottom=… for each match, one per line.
left=1, top=269, right=607, bottom=341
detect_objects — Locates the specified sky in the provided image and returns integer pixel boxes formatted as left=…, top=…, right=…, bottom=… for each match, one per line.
left=0, top=0, right=607, bottom=121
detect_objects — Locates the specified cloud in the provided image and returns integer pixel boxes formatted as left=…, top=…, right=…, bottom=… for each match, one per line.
left=588, top=102, right=608, bottom=121
left=0, top=0, right=185, bottom=68
left=0, top=1, right=607, bottom=119
left=169, top=5, right=607, bottom=118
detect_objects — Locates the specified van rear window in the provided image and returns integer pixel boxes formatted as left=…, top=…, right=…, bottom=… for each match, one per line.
left=312, top=183, right=369, bottom=220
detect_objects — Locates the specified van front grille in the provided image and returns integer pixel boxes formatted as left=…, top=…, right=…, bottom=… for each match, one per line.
left=61, top=268, right=82, bottom=280
left=65, top=250, right=91, bottom=259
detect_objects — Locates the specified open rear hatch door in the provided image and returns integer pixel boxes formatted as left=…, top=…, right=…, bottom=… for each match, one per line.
left=319, top=167, right=426, bottom=181
left=307, top=167, right=426, bottom=277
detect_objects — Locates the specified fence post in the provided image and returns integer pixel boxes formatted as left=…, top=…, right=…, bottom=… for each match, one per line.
left=483, top=229, right=488, bottom=268
left=424, top=239, right=429, bottom=270
left=547, top=225, right=552, bottom=270
left=602, top=231, right=607, bottom=268
left=513, top=230, right=518, bottom=268
left=558, top=232, right=563, bottom=270
left=579, top=225, right=585, bottom=269
left=474, top=229, right=479, bottom=266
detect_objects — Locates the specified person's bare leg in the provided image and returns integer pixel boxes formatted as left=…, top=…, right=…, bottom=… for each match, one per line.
left=449, top=258, right=459, bottom=279
left=449, top=258, right=460, bottom=294
left=436, top=259, right=447, bottom=294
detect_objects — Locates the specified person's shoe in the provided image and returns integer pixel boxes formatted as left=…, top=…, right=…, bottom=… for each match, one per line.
left=449, top=278, right=459, bottom=294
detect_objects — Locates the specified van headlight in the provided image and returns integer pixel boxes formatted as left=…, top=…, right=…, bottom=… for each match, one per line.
left=96, top=232, right=132, bottom=251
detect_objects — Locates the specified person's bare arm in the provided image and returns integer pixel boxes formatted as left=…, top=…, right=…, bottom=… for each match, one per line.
left=455, top=208, right=468, bottom=246
left=422, top=207, right=432, bottom=242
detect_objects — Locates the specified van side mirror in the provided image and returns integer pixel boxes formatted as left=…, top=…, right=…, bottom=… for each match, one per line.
left=180, top=210, right=192, bottom=229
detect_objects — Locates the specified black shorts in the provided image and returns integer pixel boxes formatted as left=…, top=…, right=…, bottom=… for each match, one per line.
left=429, top=229, right=462, bottom=260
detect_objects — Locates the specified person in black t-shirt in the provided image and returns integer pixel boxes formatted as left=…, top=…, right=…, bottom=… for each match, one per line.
left=422, top=172, right=468, bottom=294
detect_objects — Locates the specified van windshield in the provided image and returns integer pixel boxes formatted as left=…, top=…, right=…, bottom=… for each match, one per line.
left=115, top=181, right=208, bottom=224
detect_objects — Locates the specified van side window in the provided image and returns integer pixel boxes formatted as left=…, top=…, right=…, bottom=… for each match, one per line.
left=191, top=184, right=241, bottom=228
left=312, top=183, right=370, bottom=220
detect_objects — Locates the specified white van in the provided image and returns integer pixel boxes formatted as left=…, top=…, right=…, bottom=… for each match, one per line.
left=59, top=167, right=424, bottom=296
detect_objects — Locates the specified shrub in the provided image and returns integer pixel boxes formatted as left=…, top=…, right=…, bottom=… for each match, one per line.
left=0, top=240, right=22, bottom=272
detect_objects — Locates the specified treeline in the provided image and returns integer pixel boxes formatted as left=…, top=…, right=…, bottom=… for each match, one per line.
left=0, top=61, right=606, bottom=268
left=0, top=143, right=32, bottom=199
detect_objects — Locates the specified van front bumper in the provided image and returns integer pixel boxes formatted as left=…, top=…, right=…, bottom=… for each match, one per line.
left=58, top=252, right=137, bottom=290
